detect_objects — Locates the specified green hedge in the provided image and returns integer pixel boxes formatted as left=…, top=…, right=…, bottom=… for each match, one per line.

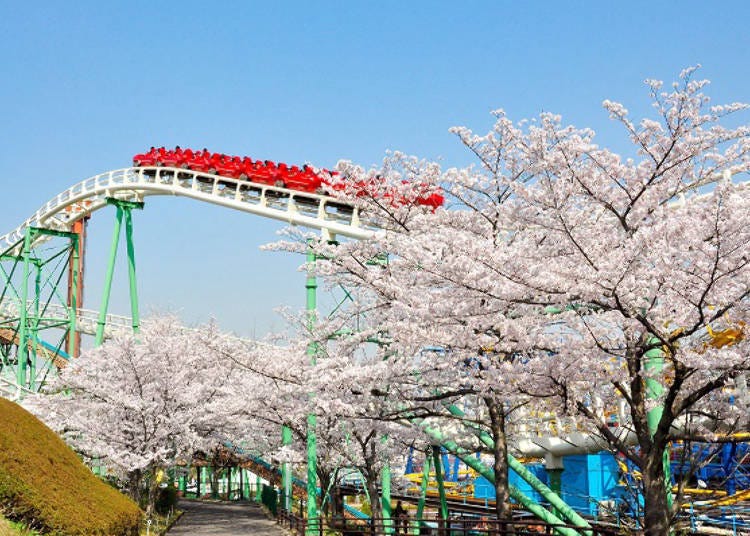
left=0, top=398, right=142, bottom=535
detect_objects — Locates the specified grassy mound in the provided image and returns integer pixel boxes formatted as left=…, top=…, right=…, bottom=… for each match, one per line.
left=0, top=398, right=141, bottom=535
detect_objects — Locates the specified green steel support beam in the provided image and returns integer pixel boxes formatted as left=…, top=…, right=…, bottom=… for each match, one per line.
left=95, top=206, right=123, bottom=346
left=415, top=450, right=431, bottom=531
left=417, top=420, right=583, bottom=536
left=432, top=447, right=449, bottom=521
left=29, top=263, right=41, bottom=389
left=282, top=425, right=293, bottom=511
left=381, top=461, right=393, bottom=534
left=547, top=457, right=564, bottom=521
left=256, top=474, right=262, bottom=502
left=444, top=403, right=591, bottom=531
left=305, top=239, right=319, bottom=535
left=645, top=339, right=674, bottom=510
left=95, top=199, right=143, bottom=346
left=17, top=228, right=32, bottom=387
left=123, top=207, right=140, bottom=334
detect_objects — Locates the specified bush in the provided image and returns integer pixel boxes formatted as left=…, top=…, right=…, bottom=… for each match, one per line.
left=155, top=485, right=179, bottom=514
left=0, top=398, right=141, bottom=535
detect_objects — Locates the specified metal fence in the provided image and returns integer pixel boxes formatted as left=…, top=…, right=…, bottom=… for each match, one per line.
left=277, top=511, right=626, bottom=536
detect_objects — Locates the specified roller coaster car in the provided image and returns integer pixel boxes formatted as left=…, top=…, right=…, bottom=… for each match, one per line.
left=133, top=148, right=158, bottom=167
left=389, top=181, right=444, bottom=209
left=212, top=155, right=243, bottom=180
left=157, top=149, right=186, bottom=168
left=186, top=152, right=213, bottom=174
left=417, top=189, right=445, bottom=209
left=322, top=174, right=444, bottom=209
left=283, top=166, right=324, bottom=194
left=244, top=161, right=277, bottom=187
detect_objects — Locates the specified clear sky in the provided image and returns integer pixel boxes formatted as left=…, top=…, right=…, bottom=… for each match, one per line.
left=1, top=1, right=748, bottom=338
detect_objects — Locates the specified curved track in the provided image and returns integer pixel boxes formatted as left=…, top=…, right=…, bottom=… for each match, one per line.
left=0, top=300, right=130, bottom=339
left=0, top=167, right=374, bottom=253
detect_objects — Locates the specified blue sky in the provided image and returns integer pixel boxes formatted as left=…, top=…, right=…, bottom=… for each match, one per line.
left=1, top=1, right=748, bottom=338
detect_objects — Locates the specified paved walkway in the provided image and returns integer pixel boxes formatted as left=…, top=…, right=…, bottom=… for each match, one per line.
left=167, top=500, right=287, bottom=535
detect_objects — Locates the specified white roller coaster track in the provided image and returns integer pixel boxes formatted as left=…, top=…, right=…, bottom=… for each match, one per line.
left=0, top=299, right=131, bottom=339
left=0, top=166, right=375, bottom=253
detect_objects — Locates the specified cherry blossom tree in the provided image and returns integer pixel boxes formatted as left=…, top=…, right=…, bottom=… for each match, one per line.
left=24, top=316, right=241, bottom=515
left=283, top=67, right=750, bottom=535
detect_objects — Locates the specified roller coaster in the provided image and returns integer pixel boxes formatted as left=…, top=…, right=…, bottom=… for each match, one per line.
left=1, top=153, right=748, bottom=534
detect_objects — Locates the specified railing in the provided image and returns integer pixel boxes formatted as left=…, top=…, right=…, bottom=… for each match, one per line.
left=276, top=511, right=626, bottom=536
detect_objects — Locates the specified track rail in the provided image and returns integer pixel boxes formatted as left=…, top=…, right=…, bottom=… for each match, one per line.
left=0, top=299, right=131, bottom=338
left=0, top=167, right=375, bottom=253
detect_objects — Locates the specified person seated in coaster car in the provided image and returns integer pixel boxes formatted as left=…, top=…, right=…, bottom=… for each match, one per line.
left=245, top=160, right=276, bottom=187
left=133, top=147, right=158, bottom=167
left=157, top=146, right=186, bottom=168
left=213, top=154, right=243, bottom=180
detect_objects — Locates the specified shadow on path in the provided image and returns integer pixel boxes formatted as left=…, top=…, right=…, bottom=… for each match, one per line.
left=167, top=499, right=286, bottom=535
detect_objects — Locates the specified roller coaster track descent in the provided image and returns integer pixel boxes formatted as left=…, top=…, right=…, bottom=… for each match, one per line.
left=0, top=166, right=374, bottom=254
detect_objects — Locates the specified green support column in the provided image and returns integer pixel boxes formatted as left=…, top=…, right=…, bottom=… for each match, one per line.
left=256, top=474, right=262, bottom=502
left=443, top=403, right=591, bottom=531
left=282, top=425, right=293, bottom=511
left=17, top=228, right=32, bottom=387
left=415, top=451, right=432, bottom=532
left=123, top=208, right=140, bottom=334
left=432, top=448, right=449, bottom=522
left=381, top=462, right=393, bottom=534
left=29, top=262, right=41, bottom=389
left=418, top=421, right=584, bottom=536
left=546, top=456, right=564, bottom=520
left=95, top=199, right=143, bottom=347
left=305, top=239, right=319, bottom=535
left=95, top=206, right=123, bottom=346
left=645, top=339, right=673, bottom=510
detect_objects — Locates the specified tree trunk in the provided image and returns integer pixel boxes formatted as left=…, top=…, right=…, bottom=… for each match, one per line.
left=145, top=468, right=159, bottom=518
left=367, top=477, right=382, bottom=529
left=486, top=398, right=512, bottom=523
left=641, top=448, right=671, bottom=536
left=127, top=468, right=143, bottom=507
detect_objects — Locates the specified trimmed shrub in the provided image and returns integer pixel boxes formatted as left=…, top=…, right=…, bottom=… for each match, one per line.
left=155, top=484, right=179, bottom=514
left=0, top=398, right=142, bottom=535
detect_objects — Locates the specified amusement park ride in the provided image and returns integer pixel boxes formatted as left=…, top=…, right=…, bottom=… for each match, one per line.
left=0, top=150, right=748, bottom=534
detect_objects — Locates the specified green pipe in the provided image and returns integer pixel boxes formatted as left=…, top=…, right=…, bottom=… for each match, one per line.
left=548, top=467, right=563, bottom=519
left=444, top=404, right=592, bottom=531
left=432, top=447, right=449, bottom=521
left=645, top=339, right=673, bottom=509
left=95, top=206, right=123, bottom=346
left=305, top=239, right=319, bottom=535
left=17, top=228, right=32, bottom=387
left=123, top=209, right=140, bottom=334
left=282, top=425, right=293, bottom=511
left=418, top=421, right=582, bottom=536
left=415, top=450, right=431, bottom=525
left=30, top=263, right=41, bottom=389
